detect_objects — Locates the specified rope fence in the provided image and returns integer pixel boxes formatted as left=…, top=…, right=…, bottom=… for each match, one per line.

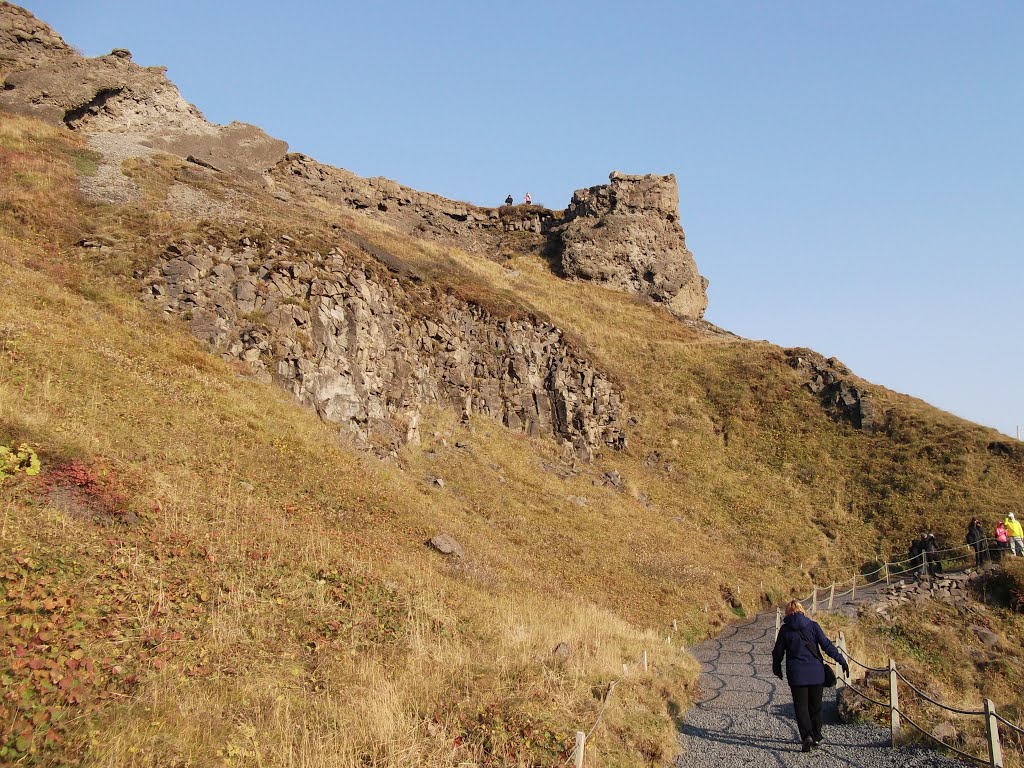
left=830, top=625, right=1014, bottom=766
left=789, top=539, right=989, bottom=618
left=774, top=536, right=1021, bottom=767
left=564, top=650, right=651, bottom=766
left=567, top=535, right=1015, bottom=766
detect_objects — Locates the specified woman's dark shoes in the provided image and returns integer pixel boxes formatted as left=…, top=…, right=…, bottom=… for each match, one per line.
left=813, top=735, right=824, bottom=747
left=801, top=737, right=814, bottom=752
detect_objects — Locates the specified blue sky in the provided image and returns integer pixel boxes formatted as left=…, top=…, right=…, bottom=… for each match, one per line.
left=26, top=1, right=1024, bottom=436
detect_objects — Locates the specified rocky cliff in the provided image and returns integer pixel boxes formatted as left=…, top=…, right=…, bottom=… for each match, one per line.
left=0, top=1, right=713, bottom=454
left=560, top=172, right=709, bottom=319
left=140, top=230, right=626, bottom=459
left=0, top=3, right=708, bottom=319
left=0, top=2, right=286, bottom=179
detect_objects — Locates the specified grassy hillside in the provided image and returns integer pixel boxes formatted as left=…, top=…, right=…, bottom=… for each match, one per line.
left=2, top=111, right=1023, bottom=766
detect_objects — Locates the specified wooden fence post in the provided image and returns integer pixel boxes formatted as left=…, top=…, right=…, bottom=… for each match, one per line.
left=851, top=574, right=856, bottom=600
left=673, top=620, right=678, bottom=633
left=984, top=698, right=1004, bottom=768
left=812, top=586, right=817, bottom=614
left=828, top=582, right=835, bottom=611
left=642, top=650, right=649, bottom=673
left=889, top=659, right=900, bottom=745
left=884, top=562, right=890, bottom=585
left=775, top=607, right=781, bottom=639
left=573, top=731, right=586, bottom=768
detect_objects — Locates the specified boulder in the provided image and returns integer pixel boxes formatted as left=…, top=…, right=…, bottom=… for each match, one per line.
left=552, top=642, right=571, bottom=659
left=427, top=533, right=464, bottom=559
left=970, top=625, right=1000, bottom=647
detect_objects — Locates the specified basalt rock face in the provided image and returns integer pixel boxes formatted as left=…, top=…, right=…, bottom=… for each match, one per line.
left=560, top=172, right=709, bottom=319
left=786, top=349, right=877, bottom=432
left=140, top=233, right=626, bottom=458
left=0, top=3, right=286, bottom=180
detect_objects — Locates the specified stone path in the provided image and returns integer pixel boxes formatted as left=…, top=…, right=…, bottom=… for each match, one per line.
left=676, top=591, right=968, bottom=768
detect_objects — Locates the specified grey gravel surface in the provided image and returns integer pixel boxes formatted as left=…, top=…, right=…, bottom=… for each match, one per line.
left=677, top=591, right=969, bottom=767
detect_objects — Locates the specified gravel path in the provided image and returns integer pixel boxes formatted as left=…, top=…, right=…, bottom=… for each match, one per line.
left=677, top=590, right=968, bottom=767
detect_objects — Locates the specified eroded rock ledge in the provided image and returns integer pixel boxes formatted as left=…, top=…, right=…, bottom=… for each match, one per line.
left=560, top=172, right=709, bottom=319
left=141, top=232, right=626, bottom=458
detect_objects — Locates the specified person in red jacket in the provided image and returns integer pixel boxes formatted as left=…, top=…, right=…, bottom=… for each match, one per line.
left=772, top=600, right=849, bottom=752
left=995, top=520, right=1009, bottom=562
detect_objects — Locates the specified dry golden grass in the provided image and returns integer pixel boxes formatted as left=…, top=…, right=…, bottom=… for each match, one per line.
left=1, top=114, right=696, bottom=767
left=2, top=109, right=1024, bottom=766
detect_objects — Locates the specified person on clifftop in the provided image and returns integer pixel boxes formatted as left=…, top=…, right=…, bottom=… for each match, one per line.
left=504, top=194, right=513, bottom=207
left=1005, top=513, right=1024, bottom=556
left=772, top=600, right=849, bottom=753
left=523, top=192, right=532, bottom=205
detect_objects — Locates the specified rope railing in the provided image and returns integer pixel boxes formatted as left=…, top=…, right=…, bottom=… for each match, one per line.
left=894, top=668, right=986, bottom=717
left=896, top=708, right=990, bottom=766
left=832, top=630, right=1011, bottom=767
left=837, top=675, right=890, bottom=709
left=565, top=650, right=652, bottom=766
left=843, top=652, right=887, bottom=674
left=787, top=539, right=988, bottom=619
left=563, top=678, right=621, bottom=767
left=993, top=712, right=1024, bottom=739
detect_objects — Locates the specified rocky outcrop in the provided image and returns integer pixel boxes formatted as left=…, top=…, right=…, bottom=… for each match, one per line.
left=277, top=160, right=710, bottom=319
left=140, top=231, right=626, bottom=458
left=0, top=4, right=286, bottom=181
left=866, top=568, right=985, bottom=621
left=2, top=4, right=709, bottom=320
left=0, top=1, right=71, bottom=75
left=275, top=153, right=558, bottom=253
left=786, top=349, right=877, bottom=432
left=559, top=172, right=709, bottom=319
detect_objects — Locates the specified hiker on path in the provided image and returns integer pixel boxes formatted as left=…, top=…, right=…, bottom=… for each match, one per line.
left=925, top=533, right=943, bottom=576
left=994, top=520, right=1009, bottom=562
left=1005, top=513, right=1024, bottom=556
left=504, top=194, right=513, bottom=206
left=909, top=536, right=925, bottom=581
left=772, top=600, right=849, bottom=753
left=907, top=535, right=926, bottom=577
left=967, top=517, right=987, bottom=567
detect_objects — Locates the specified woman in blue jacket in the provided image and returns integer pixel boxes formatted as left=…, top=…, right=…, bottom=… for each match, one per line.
left=771, top=600, right=849, bottom=752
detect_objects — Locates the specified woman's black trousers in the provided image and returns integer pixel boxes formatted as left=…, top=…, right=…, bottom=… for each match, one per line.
left=790, top=684, right=823, bottom=741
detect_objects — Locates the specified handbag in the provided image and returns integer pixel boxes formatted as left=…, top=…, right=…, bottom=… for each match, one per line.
left=798, top=627, right=838, bottom=687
